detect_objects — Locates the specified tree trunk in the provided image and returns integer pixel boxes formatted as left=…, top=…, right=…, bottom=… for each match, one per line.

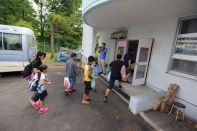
left=50, top=23, right=55, bottom=59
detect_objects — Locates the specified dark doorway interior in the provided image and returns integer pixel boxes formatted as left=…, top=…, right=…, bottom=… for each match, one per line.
left=127, top=40, right=139, bottom=60
left=124, top=40, right=139, bottom=84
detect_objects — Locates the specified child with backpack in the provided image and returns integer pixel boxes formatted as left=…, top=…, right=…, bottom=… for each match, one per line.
left=31, top=64, right=51, bottom=114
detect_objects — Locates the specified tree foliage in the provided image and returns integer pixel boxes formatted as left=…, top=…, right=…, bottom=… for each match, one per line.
left=0, top=0, right=36, bottom=24
left=0, top=0, right=82, bottom=57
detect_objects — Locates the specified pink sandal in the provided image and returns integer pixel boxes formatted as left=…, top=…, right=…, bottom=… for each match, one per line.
left=32, top=102, right=40, bottom=110
left=38, top=107, right=49, bottom=114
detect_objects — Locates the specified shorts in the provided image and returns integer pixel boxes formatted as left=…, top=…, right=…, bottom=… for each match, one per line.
left=31, top=90, right=48, bottom=101
left=84, top=81, right=92, bottom=95
left=108, top=76, right=122, bottom=89
left=69, top=76, right=76, bottom=88
left=31, top=93, right=39, bottom=102
left=37, top=90, right=48, bottom=101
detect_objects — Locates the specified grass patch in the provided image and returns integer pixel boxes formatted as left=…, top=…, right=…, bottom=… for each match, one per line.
left=42, top=52, right=65, bottom=65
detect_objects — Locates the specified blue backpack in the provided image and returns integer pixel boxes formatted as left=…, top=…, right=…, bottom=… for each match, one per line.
left=29, top=72, right=41, bottom=91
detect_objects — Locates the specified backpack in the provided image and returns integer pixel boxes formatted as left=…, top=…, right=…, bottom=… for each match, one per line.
left=29, top=72, right=41, bottom=91
left=22, top=64, right=32, bottom=78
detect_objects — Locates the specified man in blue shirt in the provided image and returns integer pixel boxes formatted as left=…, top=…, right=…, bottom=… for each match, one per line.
left=98, top=43, right=107, bottom=75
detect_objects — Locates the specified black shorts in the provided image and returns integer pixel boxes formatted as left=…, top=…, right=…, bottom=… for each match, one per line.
left=37, top=90, right=48, bottom=101
left=84, top=81, right=92, bottom=95
left=31, top=93, right=39, bottom=102
left=31, top=90, right=48, bottom=101
left=108, top=76, right=121, bottom=89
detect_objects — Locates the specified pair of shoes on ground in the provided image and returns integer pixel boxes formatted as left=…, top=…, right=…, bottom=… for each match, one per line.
left=38, top=107, right=49, bottom=114
left=82, top=100, right=90, bottom=105
left=82, top=98, right=91, bottom=104
left=64, top=89, right=77, bottom=95
left=68, top=89, right=77, bottom=93
left=32, top=102, right=49, bottom=114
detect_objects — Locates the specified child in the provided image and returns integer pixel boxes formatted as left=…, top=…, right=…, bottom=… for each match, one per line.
left=82, top=56, right=95, bottom=104
left=31, top=64, right=51, bottom=114
left=104, top=54, right=126, bottom=103
left=65, top=53, right=78, bottom=94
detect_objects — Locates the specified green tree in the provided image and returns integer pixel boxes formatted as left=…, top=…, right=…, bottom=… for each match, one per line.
left=45, top=0, right=82, bottom=58
left=0, top=0, right=36, bottom=24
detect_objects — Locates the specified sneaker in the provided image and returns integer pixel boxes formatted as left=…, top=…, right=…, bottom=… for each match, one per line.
left=38, top=107, right=49, bottom=114
left=103, top=97, right=107, bottom=103
left=82, top=100, right=90, bottom=105
left=69, top=89, right=77, bottom=93
left=64, top=90, right=69, bottom=96
left=85, top=98, right=91, bottom=101
left=32, top=102, right=40, bottom=110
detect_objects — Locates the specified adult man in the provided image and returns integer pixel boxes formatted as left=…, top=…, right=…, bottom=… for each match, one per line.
left=104, top=54, right=126, bottom=103
left=123, top=49, right=133, bottom=69
left=98, top=43, right=107, bottom=75
left=123, top=49, right=135, bottom=83
left=65, top=53, right=78, bottom=93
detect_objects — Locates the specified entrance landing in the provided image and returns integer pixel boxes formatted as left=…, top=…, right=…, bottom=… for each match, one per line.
left=101, top=74, right=156, bottom=97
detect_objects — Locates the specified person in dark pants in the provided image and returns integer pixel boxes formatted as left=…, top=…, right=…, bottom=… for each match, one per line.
left=123, top=49, right=133, bottom=69
left=29, top=51, right=46, bottom=103
left=65, top=53, right=78, bottom=94
left=104, top=54, right=126, bottom=103
left=82, top=56, right=95, bottom=105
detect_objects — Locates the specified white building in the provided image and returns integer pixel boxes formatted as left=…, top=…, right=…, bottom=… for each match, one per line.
left=82, top=0, right=197, bottom=120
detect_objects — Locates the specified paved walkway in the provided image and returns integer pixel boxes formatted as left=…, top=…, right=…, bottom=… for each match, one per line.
left=0, top=66, right=152, bottom=131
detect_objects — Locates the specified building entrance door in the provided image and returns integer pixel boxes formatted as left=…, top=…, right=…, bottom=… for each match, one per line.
left=116, top=40, right=127, bottom=57
left=132, top=38, right=153, bottom=86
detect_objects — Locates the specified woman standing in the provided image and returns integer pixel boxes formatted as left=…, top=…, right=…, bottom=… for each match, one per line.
left=28, top=51, right=46, bottom=103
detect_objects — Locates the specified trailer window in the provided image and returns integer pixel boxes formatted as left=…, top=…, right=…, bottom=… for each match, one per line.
left=3, top=34, right=22, bottom=50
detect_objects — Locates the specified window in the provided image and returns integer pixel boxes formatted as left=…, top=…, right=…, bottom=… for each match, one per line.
left=0, top=33, right=2, bottom=50
left=3, top=33, right=22, bottom=50
left=170, top=17, right=197, bottom=78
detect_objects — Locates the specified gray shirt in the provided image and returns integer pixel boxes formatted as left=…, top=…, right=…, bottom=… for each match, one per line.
left=66, top=59, right=77, bottom=77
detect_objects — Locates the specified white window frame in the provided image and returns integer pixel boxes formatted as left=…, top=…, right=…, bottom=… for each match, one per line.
left=169, top=16, right=197, bottom=80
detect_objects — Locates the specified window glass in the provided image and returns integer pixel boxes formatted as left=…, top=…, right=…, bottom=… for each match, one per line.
left=117, top=47, right=125, bottom=56
left=171, top=59, right=197, bottom=76
left=170, top=17, right=197, bottom=77
left=3, top=34, right=22, bottom=50
left=139, top=47, right=149, bottom=62
left=180, top=18, right=197, bottom=34
left=174, top=40, right=197, bottom=56
left=136, top=65, right=146, bottom=79
left=0, top=33, right=2, bottom=50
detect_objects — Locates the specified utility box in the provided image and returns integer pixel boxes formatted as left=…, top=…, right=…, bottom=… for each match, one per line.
left=129, top=91, right=165, bottom=115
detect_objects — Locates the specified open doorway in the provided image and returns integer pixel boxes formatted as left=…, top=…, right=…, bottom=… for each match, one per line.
left=124, top=40, right=139, bottom=84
